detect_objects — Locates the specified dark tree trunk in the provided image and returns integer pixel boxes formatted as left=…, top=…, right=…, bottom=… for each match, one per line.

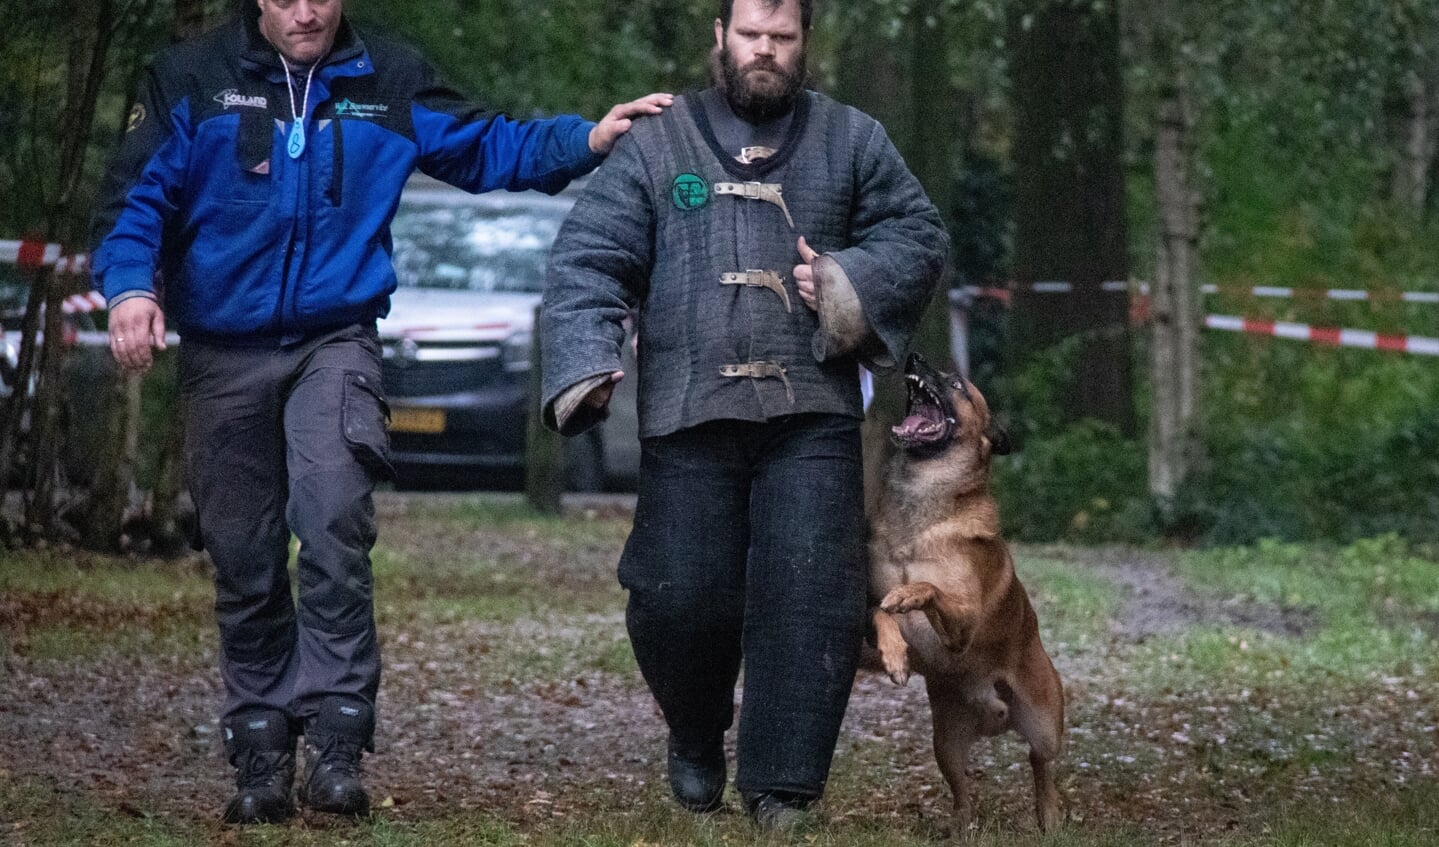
left=143, top=0, right=206, bottom=551
left=82, top=0, right=195, bottom=552
left=146, top=384, right=190, bottom=557
left=1007, top=0, right=1134, bottom=434
left=840, top=2, right=965, bottom=509
left=835, top=21, right=909, bottom=152
left=10, top=0, right=116, bottom=537
left=172, top=0, right=206, bottom=41
left=81, top=374, right=141, bottom=551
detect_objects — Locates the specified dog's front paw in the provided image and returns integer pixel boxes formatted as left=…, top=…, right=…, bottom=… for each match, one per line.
left=881, top=582, right=938, bottom=615
left=880, top=649, right=911, bottom=686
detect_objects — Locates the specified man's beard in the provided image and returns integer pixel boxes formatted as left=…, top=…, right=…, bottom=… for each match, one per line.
left=719, top=46, right=806, bottom=124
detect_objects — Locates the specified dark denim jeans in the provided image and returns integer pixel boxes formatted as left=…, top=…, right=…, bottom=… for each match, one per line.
left=619, top=413, right=867, bottom=799
left=180, top=323, right=391, bottom=734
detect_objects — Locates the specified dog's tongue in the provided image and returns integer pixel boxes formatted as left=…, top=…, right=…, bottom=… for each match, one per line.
left=893, top=414, right=929, bottom=439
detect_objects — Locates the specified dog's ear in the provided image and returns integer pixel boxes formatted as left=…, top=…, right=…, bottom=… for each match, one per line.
left=988, top=422, right=1012, bottom=456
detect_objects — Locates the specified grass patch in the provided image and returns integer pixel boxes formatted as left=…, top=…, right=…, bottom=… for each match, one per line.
left=389, top=494, right=633, bottom=551
left=1017, top=554, right=1124, bottom=650
left=1141, top=535, right=1439, bottom=686
left=0, top=775, right=206, bottom=846
left=1176, top=536, right=1439, bottom=625
left=0, top=549, right=213, bottom=660
left=0, top=548, right=212, bottom=606
left=1245, top=781, right=1439, bottom=847
left=15, top=623, right=212, bottom=661
left=5, top=771, right=1435, bottom=847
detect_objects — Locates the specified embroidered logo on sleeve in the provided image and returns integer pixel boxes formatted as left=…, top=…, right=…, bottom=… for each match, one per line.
left=126, top=103, right=146, bottom=133
left=672, top=173, right=710, bottom=211
left=213, top=89, right=268, bottom=110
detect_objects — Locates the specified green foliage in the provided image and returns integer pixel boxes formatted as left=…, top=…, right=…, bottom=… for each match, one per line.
left=983, top=0, right=1439, bottom=546
left=7, top=0, right=1438, bottom=544
left=351, top=0, right=716, bottom=118
left=993, top=420, right=1150, bottom=543
left=987, top=331, right=1151, bottom=543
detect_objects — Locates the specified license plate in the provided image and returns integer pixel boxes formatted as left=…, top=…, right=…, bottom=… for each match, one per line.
left=389, top=406, right=446, bottom=434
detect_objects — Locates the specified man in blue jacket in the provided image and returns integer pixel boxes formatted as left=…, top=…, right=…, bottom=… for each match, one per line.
left=92, top=0, right=669, bottom=825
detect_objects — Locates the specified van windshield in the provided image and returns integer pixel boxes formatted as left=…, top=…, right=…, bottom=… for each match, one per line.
left=390, top=199, right=566, bottom=294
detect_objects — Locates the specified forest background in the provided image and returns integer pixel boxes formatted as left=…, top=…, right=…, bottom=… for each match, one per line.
left=4, top=0, right=1439, bottom=548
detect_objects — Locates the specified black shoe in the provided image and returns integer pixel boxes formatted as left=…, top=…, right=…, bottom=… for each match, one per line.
left=298, top=696, right=373, bottom=817
left=667, top=735, right=725, bottom=813
left=220, top=710, right=296, bottom=825
left=744, top=791, right=814, bottom=833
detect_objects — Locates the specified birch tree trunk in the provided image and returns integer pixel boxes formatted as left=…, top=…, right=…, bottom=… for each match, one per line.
left=1148, top=81, right=1202, bottom=509
left=1391, top=67, right=1436, bottom=220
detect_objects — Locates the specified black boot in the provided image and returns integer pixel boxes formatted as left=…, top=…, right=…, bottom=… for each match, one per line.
left=221, top=709, right=296, bottom=825
left=667, top=735, right=726, bottom=813
left=299, top=696, right=373, bottom=817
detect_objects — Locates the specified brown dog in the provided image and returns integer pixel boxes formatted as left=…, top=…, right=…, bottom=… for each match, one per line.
left=869, top=353, right=1064, bottom=832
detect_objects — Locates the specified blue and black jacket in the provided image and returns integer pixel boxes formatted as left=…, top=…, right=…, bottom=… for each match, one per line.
left=92, top=10, right=602, bottom=344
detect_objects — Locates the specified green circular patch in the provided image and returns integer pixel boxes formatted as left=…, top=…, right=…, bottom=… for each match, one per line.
left=671, top=173, right=710, bottom=211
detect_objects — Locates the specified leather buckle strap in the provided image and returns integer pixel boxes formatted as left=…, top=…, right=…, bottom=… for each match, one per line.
left=720, top=270, right=792, bottom=313
left=713, top=181, right=796, bottom=230
left=719, top=360, right=794, bottom=405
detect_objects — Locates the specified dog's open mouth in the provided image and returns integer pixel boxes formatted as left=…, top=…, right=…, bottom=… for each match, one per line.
left=893, top=360, right=957, bottom=450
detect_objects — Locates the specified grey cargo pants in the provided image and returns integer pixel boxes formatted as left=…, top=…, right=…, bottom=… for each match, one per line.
left=180, top=323, right=391, bottom=730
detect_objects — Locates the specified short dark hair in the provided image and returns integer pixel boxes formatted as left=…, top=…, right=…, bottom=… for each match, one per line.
left=718, top=0, right=813, bottom=33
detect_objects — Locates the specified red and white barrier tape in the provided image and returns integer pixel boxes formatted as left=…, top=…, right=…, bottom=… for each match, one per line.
left=1205, top=314, right=1439, bottom=357
left=959, top=280, right=1439, bottom=305
left=0, top=239, right=59, bottom=268
left=62, top=291, right=107, bottom=313
left=1200, top=284, right=1439, bottom=303
left=0, top=240, right=90, bottom=273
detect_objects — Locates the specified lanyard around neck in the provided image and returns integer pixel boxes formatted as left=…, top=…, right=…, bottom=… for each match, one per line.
left=278, top=53, right=318, bottom=159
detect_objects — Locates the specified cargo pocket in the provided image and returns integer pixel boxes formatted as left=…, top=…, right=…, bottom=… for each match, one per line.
left=343, top=372, right=395, bottom=481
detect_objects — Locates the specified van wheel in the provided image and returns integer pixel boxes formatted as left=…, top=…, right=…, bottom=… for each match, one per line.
left=564, top=431, right=606, bottom=493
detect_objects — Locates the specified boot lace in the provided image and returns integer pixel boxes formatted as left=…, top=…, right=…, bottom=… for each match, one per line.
left=312, top=734, right=364, bottom=778
left=235, top=749, right=291, bottom=789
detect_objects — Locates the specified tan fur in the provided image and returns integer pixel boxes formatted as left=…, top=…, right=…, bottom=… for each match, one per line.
left=869, top=374, right=1065, bottom=833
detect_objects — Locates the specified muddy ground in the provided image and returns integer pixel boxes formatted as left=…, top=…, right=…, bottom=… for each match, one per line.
left=2, top=492, right=1434, bottom=842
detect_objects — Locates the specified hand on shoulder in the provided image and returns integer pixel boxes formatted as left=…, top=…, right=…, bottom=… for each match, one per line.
left=588, top=93, right=675, bottom=154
